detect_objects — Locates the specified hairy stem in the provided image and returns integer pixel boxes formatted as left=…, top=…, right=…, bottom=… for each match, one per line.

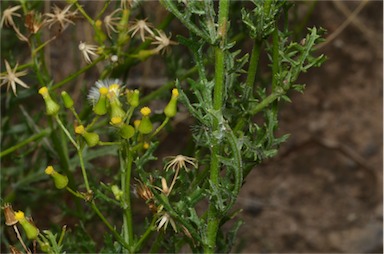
left=205, top=0, right=229, bottom=253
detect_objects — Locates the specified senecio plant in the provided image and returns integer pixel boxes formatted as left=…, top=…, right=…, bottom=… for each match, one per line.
left=1, top=0, right=325, bottom=253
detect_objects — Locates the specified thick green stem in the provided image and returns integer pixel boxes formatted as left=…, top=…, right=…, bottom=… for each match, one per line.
left=205, top=0, right=229, bottom=253
left=121, top=147, right=134, bottom=252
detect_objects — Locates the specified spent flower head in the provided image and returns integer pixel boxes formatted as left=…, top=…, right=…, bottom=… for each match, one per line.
left=0, top=5, right=21, bottom=28
left=78, top=41, right=99, bottom=63
left=128, top=19, right=154, bottom=42
left=0, top=60, right=29, bottom=96
left=164, top=155, right=198, bottom=172
left=44, top=4, right=78, bottom=29
left=156, top=211, right=177, bottom=232
left=104, top=8, right=121, bottom=38
left=3, top=203, right=17, bottom=226
left=152, top=30, right=177, bottom=54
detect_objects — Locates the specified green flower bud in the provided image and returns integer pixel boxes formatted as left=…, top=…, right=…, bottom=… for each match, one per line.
left=38, top=239, right=51, bottom=253
left=111, top=185, right=123, bottom=201
left=45, top=166, right=68, bottom=189
left=39, top=87, right=60, bottom=115
left=93, top=87, right=108, bottom=115
left=138, top=107, right=153, bottom=134
left=94, top=20, right=107, bottom=44
left=110, top=99, right=125, bottom=120
left=127, top=89, right=140, bottom=108
left=14, top=211, right=39, bottom=240
left=164, top=88, right=179, bottom=118
left=61, top=91, right=74, bottom=109
left=120, top=124, right=135, bottom=139
left=75, top=125, right=100, bottom=147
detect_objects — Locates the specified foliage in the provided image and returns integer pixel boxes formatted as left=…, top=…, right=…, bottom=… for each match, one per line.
left=1, top=0, right=325, bottom=253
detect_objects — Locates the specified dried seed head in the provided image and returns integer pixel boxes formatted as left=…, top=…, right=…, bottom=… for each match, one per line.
left=3, top=203, right=17, bottom=226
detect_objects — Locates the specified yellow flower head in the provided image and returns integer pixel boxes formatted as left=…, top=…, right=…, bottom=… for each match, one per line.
left=38, top=86, right=48, bottom=96
left=45, top=166, right=55, bottom=175
left=172, top=88, right=179, bottom=97
left=140, top=107, right=151, bottom=116
left=75, top=125, right=85, bottom=134
left=14, top=210, right=25, bottom=221
left=99, top=87, right=108, bottom=95
left=111, top=116, right=122, bottom=125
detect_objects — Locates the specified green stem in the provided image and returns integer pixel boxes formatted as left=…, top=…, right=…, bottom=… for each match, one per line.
left=205, top=0, right=229, bottom=253
left=134, top=216, right=156, bottom=252
left=98, top=141, right=121, bottom=146
left=54, top=116, right=78, bottom=149
left=51, top=56, right=104, bottom=90
left=121, top=147, right=134, bottom=251
left=160, top=0, right=211, bottom=43
left=66, top=187, right=84, bottom=199
left=250, top=91, right=281, bottom=115
left=0, top=129, right=50, bottom=157
left=77, top=147, right=91, bottom=192
left=55, top=116, right=91, bottom=192
left=271, top=27, right=279, bottom=92
left=95, top=0, right=111, bottom=20
left=245, top=40, right=262, bottom=99
left=90, top=201, right=131, bottom=250
left=150, top=117, right=169, bottom=138
left=74, top=1, right=94, bottom=25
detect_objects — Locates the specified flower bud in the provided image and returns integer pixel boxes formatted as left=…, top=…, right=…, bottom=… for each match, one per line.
left=38, top=239, right=50, bottom=253
left=45, top=166, right=68, bottom=189
left=164, top=88, right=179, bottom=118
left=75, top=125, right=99, bottom=147
left=138, top=107, right=153, bottom=134
left=110, top=116, right=123, bottom=126
left=127, top=89, right=140, bottom=107
left=143, top=142, right=150, bottom=150
left=38, top=87, right=60, bottom=115
left=14, top=211, right=39, bottom=240
left=93, top=87, right=108, bottom=115
left=94, top=19, right=107, bottom=43
left=120, top=124, right=135, bottom=139
left=61, top=91, right=74, bottom=109
left=109, top=99, right=125, bottom=120
left=133, top=120, right=141, bottom=129
left=3, top=203, right=17, bottom=226
left=111, top=185, right=123, bottom=201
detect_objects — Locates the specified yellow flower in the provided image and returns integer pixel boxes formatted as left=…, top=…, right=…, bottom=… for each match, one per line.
left=44, top=166, right=68, bottom=189
left=0, top=60, right=29, bottom=96
left=140, top=107, right=151, bottom=116
left=14, top=211, right=39, bottom=240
